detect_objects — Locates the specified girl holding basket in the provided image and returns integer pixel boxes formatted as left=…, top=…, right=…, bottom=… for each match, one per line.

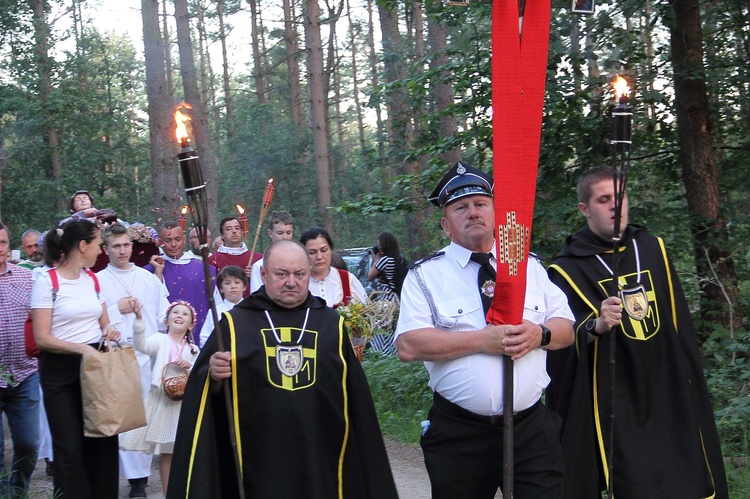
left=121, top=300, right=199, bottom=496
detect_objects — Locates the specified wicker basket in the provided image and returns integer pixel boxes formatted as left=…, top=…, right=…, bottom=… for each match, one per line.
left=161, top=362, right=188, bottom=401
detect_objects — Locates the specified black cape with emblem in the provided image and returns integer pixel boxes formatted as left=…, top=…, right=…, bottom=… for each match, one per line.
left=166, top=289, right=398, bottom=499
left=546, top=225, right=727, bottom=499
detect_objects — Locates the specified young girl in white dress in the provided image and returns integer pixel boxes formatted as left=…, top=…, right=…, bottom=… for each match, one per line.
left=121, top=300, right=199, bottom=496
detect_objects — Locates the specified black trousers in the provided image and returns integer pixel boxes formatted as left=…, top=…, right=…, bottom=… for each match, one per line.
left=421, top=393, right=564, bottom=499
left=39, top=349, right=119, bottom=499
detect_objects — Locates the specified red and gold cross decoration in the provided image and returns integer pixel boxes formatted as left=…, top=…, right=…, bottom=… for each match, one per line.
left=486, top=0, right=550, bottom=327
left=497, top=211, right=531, bottom=278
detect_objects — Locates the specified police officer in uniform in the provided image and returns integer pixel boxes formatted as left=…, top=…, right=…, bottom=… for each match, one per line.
left=395, top=162, right=575, bottom=498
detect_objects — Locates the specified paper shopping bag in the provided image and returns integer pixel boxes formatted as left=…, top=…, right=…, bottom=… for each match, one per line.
left=80, top=343, right=147, bottom=437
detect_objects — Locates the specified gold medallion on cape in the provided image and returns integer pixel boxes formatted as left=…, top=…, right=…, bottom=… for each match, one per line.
left=621, top=285, right=648, bottom=321
left=276, top=345, right=304, bottom=377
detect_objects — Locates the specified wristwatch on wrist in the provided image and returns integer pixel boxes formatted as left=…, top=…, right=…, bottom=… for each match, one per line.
left=539, top=324, right=551, bottom=347
left=585, top=318, right=603, bottom=338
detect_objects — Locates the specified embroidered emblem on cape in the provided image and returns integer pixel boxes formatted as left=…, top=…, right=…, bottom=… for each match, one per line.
left=480, top=279, right=495, bottom=298
left=621, top=284, right=648, bottom=321
left=262, top=328, right=317, bottom=391
left=276, top=345, right=304, bottom=377
left=598, top=270, right=660, bottom=341
left=457, top=163, right=467, bottom=174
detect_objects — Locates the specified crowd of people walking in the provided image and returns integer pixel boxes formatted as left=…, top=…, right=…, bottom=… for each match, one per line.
left=0, top=194, right=400, bottom=498
left=0, top=164, right=729, bottom=498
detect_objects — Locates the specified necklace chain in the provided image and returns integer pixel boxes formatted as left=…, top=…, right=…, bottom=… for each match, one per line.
left=107, top=266, right=136, bottom=296
left=265, top=308, right=310, bottom=344
left=595, top=239, right=642, bottom=286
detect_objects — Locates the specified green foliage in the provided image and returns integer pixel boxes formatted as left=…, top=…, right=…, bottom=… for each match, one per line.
left=0, top=17, right=151, bottom=243
left=362, top=353, right=432, bottom=444
left=706, top=354, right=750, bottom=449
left=703, top=325, right=750, bottom=495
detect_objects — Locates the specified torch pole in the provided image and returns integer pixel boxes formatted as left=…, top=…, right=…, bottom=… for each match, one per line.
left=247, top=180, right=275, bottom=290
left=608, top=79, right=632, bottom=498
left=178, top=142, right=246, bottom=499
left=248, top=207, right=269, bottom=263
left=503, top=355, right=514, bottom=497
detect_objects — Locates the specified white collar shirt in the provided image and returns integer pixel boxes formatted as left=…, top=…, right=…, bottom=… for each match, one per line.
left=309, top=267, right=368, bottom=307
left=395, top=241, right=574, bottom=416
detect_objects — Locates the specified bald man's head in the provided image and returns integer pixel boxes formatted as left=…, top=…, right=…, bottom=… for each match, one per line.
left=261, top=240, right=311, bottom=308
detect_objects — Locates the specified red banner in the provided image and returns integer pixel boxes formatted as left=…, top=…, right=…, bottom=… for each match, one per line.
left=487, top=0, right=550, bottom=326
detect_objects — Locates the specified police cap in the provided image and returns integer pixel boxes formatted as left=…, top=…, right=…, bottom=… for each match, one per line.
left=428, top=162, right=493, bottom=208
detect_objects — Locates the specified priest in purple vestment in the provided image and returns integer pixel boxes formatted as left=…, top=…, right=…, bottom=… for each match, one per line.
left=146, top=221, right=216, bottom=346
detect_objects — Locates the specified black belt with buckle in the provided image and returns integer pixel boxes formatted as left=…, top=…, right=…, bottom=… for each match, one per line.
left=433, top=391, right=541, bottom=426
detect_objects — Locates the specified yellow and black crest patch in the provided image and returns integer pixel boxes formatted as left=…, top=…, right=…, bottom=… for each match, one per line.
left=262, top=327, right=318, bottom=391
left=597, top=270, right=660, bottom=341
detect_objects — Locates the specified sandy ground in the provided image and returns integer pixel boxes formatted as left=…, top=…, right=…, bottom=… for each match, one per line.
left=9, top=429, right=431, bottom=498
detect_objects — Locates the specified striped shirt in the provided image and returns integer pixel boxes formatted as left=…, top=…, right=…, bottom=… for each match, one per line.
left=0, top=263, right=36, bottom=388
left=373, top=255, right=396, bottom=292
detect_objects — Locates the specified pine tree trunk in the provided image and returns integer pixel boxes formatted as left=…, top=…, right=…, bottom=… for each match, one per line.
left=346, top=0, right=366, bottom=153
left=196, top=3, right=209, bottom=114
left=174, top=0, right=220, bottom=233
left=366, top=0, right=386, bottom=169
left=283, top=0, right=303, bottom=127
left=31, top=0, right=64, bottom=213
left=324, top=0, right=344, bottom=196
left=142, top=0, right=180, bottom=217
left=248, top=0, right=267, bottom=104
left=303, top=0, right=332, bottom=228
left=161, top=0, right=174, bottom=95
left=427, top=15, right=459, bottom=166
left=669, top=0, right=741, bottom=336
left=217, top=0, right=234, bottom=137
left=379, top=3, right=406, bottom=163
left=379, top=2, right=428, bottom=251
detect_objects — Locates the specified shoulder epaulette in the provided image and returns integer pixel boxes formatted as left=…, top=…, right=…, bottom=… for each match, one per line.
left=409, top=251, right=445, bottom=269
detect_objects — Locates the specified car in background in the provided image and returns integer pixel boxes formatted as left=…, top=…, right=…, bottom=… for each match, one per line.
left=334, top=247, right=373, bottom=293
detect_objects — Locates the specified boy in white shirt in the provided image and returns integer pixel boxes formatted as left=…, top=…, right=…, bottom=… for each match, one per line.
left=199, top=266, right=248, bottom=346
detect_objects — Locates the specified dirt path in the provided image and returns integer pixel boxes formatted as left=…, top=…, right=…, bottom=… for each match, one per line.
left=17, top=435, right=430, bottom=498
left=386, top=438, right=431, bottom=498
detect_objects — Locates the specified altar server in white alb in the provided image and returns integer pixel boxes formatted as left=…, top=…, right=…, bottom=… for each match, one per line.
left=97, top=223, right=170, bottom=499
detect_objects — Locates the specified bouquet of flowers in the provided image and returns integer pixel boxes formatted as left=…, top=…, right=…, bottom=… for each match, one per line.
left=337, top=292, right=399, bottom=361
left=126, top=222, right=159, bottom=244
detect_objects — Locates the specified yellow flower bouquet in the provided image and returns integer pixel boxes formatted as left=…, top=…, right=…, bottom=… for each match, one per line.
left=337, top=291, right=399, bottom=361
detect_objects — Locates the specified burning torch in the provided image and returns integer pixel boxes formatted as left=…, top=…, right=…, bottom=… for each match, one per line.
left=174, top=103, right=246, bottom=499
left=178, top=205, right=189, bottom=232
left=236, top=204, right=249, bottom=244
left=247, top=179, right=275, bottom=289
left=607, top=74, right=632, bottom=497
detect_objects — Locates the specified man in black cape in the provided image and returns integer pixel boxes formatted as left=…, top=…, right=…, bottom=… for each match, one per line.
left=167, top=240, right=398, bottom=498
left=546, top=167, right=728, bottom=498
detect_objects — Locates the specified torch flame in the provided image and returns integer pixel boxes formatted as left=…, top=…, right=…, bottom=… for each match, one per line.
left=180, top=205, right=189, bottom=216
left=613, top=75, right=630, bottom=100
left=235, top=204, right=245, bottom=215
left=174, top=103, right=193, bottom=143
left=268, top=178, right=274, bottom=185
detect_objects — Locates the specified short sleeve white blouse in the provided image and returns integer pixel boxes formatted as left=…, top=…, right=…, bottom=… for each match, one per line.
left=30, top=269, right=105, bottom=344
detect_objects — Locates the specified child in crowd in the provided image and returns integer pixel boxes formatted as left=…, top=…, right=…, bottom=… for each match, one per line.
left=121, top=300, right=199, bottom=497
left=199, top=265, right=248, bottom=346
